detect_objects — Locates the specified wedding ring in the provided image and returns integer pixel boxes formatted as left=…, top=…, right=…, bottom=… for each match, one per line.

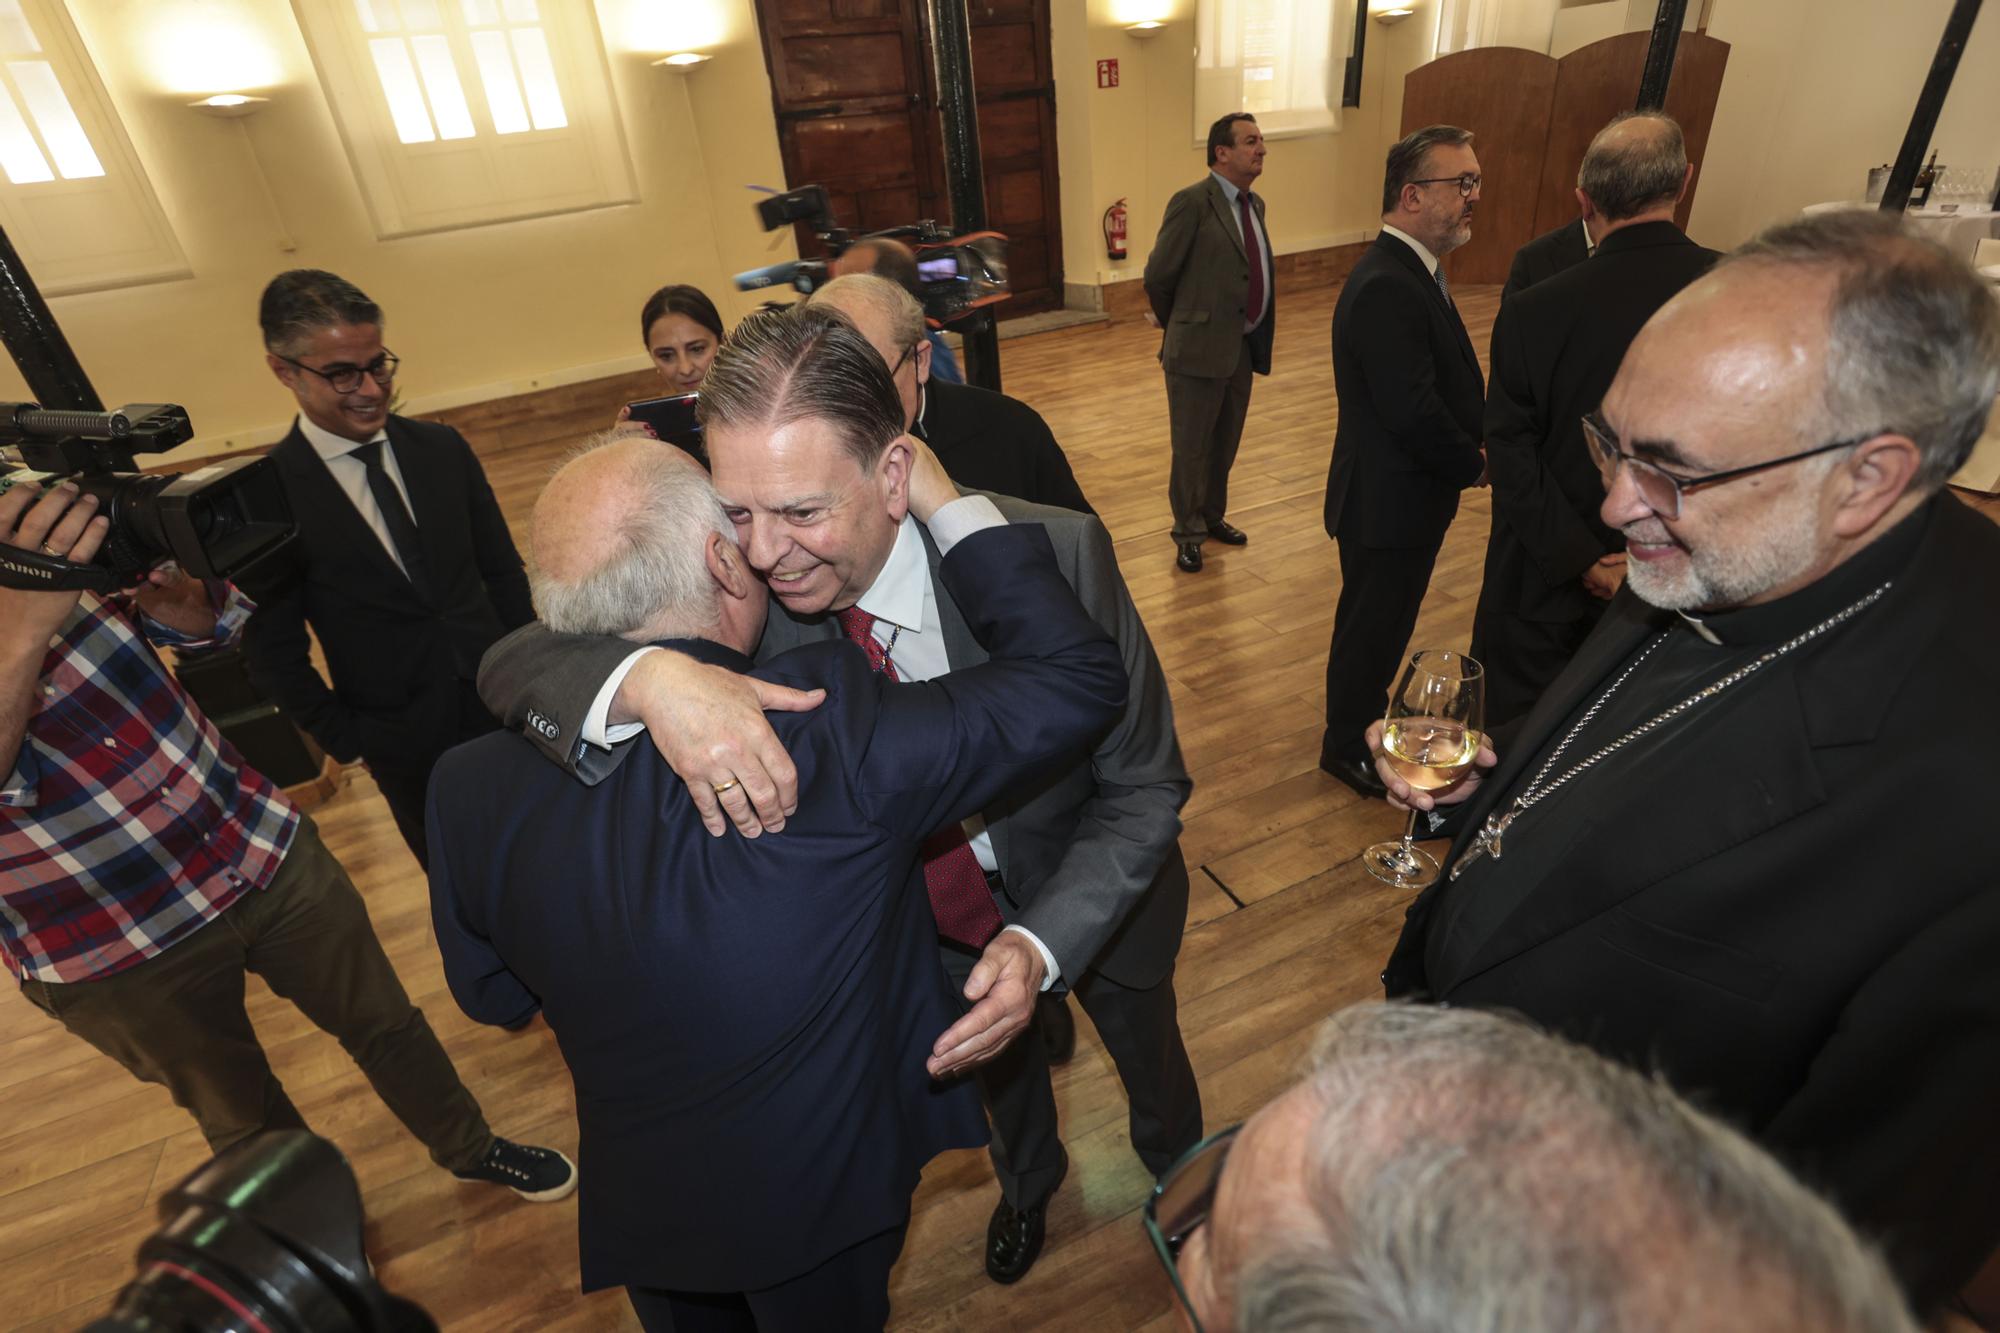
left=711, top=778, right=741, bottom=795
left=41, top=543, right=60, bottom=556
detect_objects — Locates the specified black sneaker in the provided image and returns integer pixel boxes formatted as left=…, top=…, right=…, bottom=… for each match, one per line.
left=452, top=1138, right=577, bottom=1202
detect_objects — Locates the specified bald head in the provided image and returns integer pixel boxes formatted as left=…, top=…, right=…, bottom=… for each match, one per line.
left=1577, top=111, right=1688, bottom=224
left=530, top=432, right=743, bottom=644
left=829, top=237, right=923, bottom=298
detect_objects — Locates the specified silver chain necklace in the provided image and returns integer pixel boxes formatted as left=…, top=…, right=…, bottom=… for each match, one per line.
left=1449, top=580, right=1894, bottom=881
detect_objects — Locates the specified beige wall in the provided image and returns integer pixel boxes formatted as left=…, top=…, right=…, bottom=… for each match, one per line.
left=1054, top=1, right=1438, bottom=291
left=4, top=0, right=794, bottom=463
left=1693, top=0, right=2000, bottom=249
left=2, top=0, right=1463, bottom=463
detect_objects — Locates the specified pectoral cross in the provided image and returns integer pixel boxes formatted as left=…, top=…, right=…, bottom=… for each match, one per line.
left=1449, top=803, right=1520, bottom=881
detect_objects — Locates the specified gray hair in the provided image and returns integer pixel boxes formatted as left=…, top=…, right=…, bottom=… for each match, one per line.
left=1235, top=1004, right=1914, bottom=1333
left=1382, top=125, right=1474, bottom=215
left=1577, top=112, right=1687, bottom=221
left=258, top=269, right=382, bottom=356
left=1724, top=209, right=2000, bottom=491
left=530, top=431, right=732, bottom=641
left=697, top=302, right=907, bottom=470
left=811, top=272, right=927, bottom=352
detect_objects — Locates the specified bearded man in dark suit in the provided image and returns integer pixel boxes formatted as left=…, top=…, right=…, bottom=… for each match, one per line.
left=243, top=270, right=530, bottom=868
left=1319, top=125, right=1489, bottom=797
left=1374, top=211, right=2000, bottom=1318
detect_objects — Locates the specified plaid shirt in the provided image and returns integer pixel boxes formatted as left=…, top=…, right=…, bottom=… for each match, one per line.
left=1, top=587, right=298, bottom=983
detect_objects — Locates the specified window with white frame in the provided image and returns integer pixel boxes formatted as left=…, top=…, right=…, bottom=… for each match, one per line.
left=0, top=0, right=187, bottom=294
left=294, top=0, right=634, bottom=237
left=1195, top=0, right=1352, bottom=142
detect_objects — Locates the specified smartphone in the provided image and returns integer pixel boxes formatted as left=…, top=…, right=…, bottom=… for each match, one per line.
left=625, top=392, right=704, bottom=457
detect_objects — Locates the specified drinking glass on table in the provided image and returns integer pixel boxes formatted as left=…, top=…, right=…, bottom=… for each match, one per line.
left=1361, top=649, right=1485, bottom=889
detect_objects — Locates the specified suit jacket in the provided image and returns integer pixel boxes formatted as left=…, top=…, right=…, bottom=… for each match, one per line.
left=1143, top=175, right=1276, bottom=378
left=917, top=379, right=1094, bottom=514
left=428, top=524, right=1127, bottom=1294
left=1500, top=217, right=1590, bottom=304
left=1477, top=222, right=1718, bottom=625
left=1385, top=494, right=2000, bottom=1313
left=1323, top=233, right=1486, bottom=550
left=242, top=416, right=532, bottom=769
left=478, top=495, right=1192, bottom=991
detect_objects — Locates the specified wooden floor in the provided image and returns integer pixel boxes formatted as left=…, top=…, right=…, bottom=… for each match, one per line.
left=3, top=280, right=1992, bottom=1331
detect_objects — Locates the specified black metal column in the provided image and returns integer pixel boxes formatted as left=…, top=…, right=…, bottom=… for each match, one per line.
left=1635, top=0, right=1690, bottom=111
left=930, top=0, right=1000, bottom=392
left=1341, top=0, right=1369, bottom=108
left=1880, top=0, right=1984, bottom=213
left=0, top=224, right=102, bottom=411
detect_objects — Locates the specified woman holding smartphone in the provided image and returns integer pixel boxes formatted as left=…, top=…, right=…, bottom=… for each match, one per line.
left=618, top=285, right=725, bottom=437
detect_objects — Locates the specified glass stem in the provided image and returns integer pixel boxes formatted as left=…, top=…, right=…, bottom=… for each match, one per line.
left=1398, top=807, right=1420, bottom=866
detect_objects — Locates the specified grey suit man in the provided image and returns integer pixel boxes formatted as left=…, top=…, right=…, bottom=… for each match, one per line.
left=478, top=302, right=1201, bottom=1288
left=1145, top=112, right=1275, bottom=573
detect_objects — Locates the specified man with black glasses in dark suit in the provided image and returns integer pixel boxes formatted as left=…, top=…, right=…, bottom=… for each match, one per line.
left=243, top=270, right=532, bottom=869
left=1319, top=126, right=1489, bottom=797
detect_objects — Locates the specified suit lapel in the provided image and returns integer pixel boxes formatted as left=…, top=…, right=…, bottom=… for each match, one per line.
left=385, top=419, right=451, bottom=602
left=273, top=427, right=412, bottom=590
left=1205, top=177, right=1246, bottom=262
left=1379, top=233, right=1479, bottom=375
left=917, top=521, right=985, bottom=670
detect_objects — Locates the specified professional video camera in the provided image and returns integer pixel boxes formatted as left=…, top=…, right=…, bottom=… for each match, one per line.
left=0, top=401, right=294, bottom=593
left=733, top=184, right=1009, bottom=326
left=81, top=1131, right=436, bottom=1333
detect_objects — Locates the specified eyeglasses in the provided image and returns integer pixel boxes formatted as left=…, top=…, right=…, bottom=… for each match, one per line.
left=889, top=340, right=921, bottom=377
left=1142, top=1123, right=1242, bottom=1332
left=1580, top=412, right=1868, bottom=521
left=280, top=350, right=399, bottom=394
left=1410, top=173, right=1481, bottom=198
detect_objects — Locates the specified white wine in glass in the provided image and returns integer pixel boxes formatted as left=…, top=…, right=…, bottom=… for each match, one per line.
left=1362, top=650, right=1485, bottom=888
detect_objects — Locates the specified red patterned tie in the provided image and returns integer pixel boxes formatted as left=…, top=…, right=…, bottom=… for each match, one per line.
left=1240, top=192, right=1266, bottom=329
left=836, top=605, right=1005, bottom=949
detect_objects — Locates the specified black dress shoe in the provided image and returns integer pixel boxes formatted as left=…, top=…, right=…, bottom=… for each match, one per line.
left=1320, top=754, right=1387, bottom=799
left=986, top=1155, right=1068, bottom=1284
left=1037, top=994, right=1076, bottom=1066
left=1208, top=520, right=1249, bottom=546
left=1176, top=542, right=1203, bottom=573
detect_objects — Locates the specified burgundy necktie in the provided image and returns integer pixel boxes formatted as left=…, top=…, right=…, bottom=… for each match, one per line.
left=836, top=605, right=1005, bottom=949
left=1239, top=192, right=1266, bottom=330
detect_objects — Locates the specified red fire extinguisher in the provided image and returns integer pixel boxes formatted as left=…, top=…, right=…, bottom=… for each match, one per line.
left=1103, top=198, right=1128, bottom=261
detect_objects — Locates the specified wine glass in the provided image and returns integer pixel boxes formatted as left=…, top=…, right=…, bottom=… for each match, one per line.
left=1361, top=649, right=1485, bottom=888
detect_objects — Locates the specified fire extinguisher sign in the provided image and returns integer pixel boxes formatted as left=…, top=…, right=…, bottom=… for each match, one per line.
left=1096, top=59, right=1119, bottom=89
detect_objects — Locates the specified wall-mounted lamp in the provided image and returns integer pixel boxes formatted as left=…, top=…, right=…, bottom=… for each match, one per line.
left=653, top=51, right=713, bottom=71
left=1371, top=5, right=1416, bottom=22
left=188, top=92, right=269, bottom=118
left=1124, top=20, right=1165, bottom=36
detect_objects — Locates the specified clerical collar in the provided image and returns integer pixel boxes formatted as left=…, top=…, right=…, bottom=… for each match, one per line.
left=296, top=413, right=387, bottom=462
left=1674, top=496, right=1934, bottom=648
left=853, top=514, right=929, bottom=636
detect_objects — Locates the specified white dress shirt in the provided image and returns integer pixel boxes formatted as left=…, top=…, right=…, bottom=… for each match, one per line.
left=294, top=414, right=416, bottom=576
left=1380, top=223, right=1442, bottom=277
left=580, top=493, right=1062, bottom=984
left=1212, top=170, right=1273, bottom=332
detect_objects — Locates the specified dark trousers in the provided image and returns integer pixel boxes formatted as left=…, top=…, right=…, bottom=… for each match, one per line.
left=626, top=1222, right=909, bottom=1333
left=1164, top=339, right=1255, bottom=546
left=365, top=679, right=501, bottom=871
left=1321, top=537, right=1442, bottom=765
left=944, top=944, right=1203, bottom=1209
left=1468, top=600, right=1606, bottom=730
left=21, top=818, right=492, bottom=1170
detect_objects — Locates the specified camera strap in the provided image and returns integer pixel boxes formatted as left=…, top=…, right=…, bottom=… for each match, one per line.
left=0, top=539, right=119, bottom=592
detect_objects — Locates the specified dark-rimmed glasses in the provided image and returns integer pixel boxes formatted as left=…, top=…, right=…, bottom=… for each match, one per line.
left=1581, top=412, right=1869, bottom=521
left=889, top=340, right=921, bottom=377
left=1410, top=173, right=1481, bottom=197
left=1142, top=1123, right=1242, bottom=1332
left=279, top=350, right=399, bottom=395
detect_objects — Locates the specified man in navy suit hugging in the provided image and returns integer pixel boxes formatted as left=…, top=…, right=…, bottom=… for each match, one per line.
left=425, top=311, right=1127, bottom=1331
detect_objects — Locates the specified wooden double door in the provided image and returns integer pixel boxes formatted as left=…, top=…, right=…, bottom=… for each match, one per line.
left=752, top=0, right=1064, bottom=317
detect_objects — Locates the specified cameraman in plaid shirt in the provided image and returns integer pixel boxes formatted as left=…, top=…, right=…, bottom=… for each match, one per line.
left=0, top=478, right=574, bottom=1203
